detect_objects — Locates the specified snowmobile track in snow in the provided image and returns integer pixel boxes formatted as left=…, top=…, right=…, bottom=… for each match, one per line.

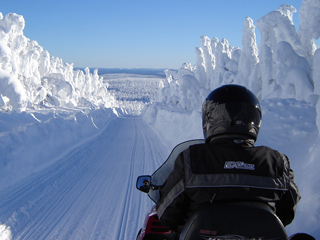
left=0, top=117, right=168, bottom=240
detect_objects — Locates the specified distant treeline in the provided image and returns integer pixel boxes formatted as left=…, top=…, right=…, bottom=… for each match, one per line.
left=74, top=68, right=168, bottom=77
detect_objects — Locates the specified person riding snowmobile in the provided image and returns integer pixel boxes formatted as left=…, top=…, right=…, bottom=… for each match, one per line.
left=156, top=84, right=301, bottom=239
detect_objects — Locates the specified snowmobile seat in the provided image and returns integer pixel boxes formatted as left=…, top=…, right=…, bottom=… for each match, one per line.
left=179, top=201, right=288, bottom=240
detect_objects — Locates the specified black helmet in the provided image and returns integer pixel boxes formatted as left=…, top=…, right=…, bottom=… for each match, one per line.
left=202, top=84, right=262, bottom=143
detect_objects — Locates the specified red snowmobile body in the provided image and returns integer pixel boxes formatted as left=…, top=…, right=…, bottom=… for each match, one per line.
left=136, top=205, right=175, bottom=240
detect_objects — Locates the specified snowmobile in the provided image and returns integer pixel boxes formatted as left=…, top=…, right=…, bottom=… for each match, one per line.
left=136, top=140, right=315, bottom=240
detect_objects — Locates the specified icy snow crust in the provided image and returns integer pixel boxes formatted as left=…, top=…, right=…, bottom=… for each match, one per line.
left=1, top=1, right=320, bottom=239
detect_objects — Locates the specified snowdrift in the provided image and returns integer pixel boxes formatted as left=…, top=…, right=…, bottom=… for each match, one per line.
left=0, top=108, right=117, bottom=190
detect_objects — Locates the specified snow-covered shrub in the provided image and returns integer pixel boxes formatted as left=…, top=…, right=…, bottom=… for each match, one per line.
left=157, top=2, right=320, bottom=130
left=0, top=13, right=115, bottom=112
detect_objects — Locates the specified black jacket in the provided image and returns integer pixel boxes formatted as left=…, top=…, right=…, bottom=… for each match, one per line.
left=156, top=140, right=301, bottom=232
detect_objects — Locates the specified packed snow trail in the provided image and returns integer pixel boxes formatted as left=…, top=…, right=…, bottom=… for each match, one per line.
left=0, top=116, right=168, bottom=240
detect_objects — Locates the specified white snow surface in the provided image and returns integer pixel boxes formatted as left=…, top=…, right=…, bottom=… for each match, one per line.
left=1, top=1, right=320, bottom=239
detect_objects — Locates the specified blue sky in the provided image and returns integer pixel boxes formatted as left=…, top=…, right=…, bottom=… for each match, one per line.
left=1, top=0, right=303, bottom=69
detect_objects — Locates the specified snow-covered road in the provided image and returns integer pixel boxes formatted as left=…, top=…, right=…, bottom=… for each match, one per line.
left=0, top=116, right=169, bottom=240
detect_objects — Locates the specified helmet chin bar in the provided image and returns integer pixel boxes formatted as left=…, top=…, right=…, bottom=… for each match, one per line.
left=204, top=121, right=259, bottom=143
left=206, top=133, right=256, bottom=144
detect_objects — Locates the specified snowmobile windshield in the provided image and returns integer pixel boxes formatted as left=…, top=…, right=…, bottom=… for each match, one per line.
left=149, top=139, right=205, bottom=203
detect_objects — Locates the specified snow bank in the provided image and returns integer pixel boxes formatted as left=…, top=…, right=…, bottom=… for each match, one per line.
left=0, top=108, right=117, bottom=191
left=288, top=137, right=320, bottom=237
left=144, top=103, right=203, bottom=150
left=0, top=13, right=115, bottom=112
